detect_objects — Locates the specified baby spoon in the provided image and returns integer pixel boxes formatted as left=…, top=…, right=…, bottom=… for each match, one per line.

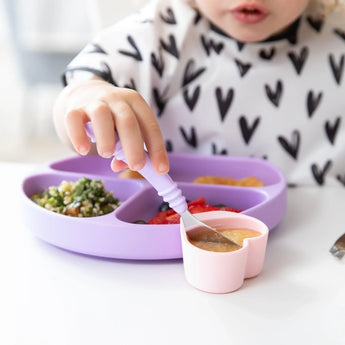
left=85, top=122, right=240, bottom=247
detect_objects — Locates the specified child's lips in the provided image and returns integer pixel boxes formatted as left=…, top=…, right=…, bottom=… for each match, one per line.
left=230, top=4, right=269, bottom=24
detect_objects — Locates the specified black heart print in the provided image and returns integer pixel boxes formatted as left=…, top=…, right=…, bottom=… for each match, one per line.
left=165, top=140, right=173, bottom=152
left=277, top=130, right=300, bottom=160
left=182, top=59, right=206, bottom=87
left=265, top=80, right=283, bottom=107
left=160, top=7, right=177, bottom=24
left=86, top=43, right=107, bottom=54
left=118, top=36, right=143, bottom=61
left=306, top=16, right=324, bottom=32
left=200, top=35, right=224, bottom=56
left=287, top=46, right=309, bottom=75
left=98, top=62, right=117, bottom=86
left=235, top=59, right=251, bottom=77
left=63, top=64, right=117, bottom=87
left=336, top=174, right=345, bottom=187
left=334, top=28, right=345, bottom=42
left=153, top=87, right=168, bottom=116
left=259, top=47, right=276, bottom=60
left=311, top=160, right=332, bottom=185
left=307, top=90, right=323, bottom=118
left=151, top=51, right=165, bottom=77
left=239, top=116, right=261, bottom=144
left=325, top=117, right=341, bottom=145
left=193, top=10, right=202, bottom=25
left=329, top=54, right=344, bottom=85
left=236, top=41, right=245, bottom=51
left=183, top=86, right=201, bottom=111
left=123, top=78, right=136, bottom=90
left=212, top=143, right=228, bottom=155
left=160, top=34, right=179, bottom=59
left=215, top=87, right=234, bottom=122
left=180, top=126, right=198, bottom=148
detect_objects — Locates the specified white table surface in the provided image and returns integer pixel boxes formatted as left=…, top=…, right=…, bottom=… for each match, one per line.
left=1, top=161, right=344, bottom=345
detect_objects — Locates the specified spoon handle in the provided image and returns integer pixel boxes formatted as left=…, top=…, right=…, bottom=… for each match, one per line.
left=85, top=122, right=188, bottom=214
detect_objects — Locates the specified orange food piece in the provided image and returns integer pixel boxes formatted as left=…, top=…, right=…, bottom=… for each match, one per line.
left=193, top=175, right=263, bottom=187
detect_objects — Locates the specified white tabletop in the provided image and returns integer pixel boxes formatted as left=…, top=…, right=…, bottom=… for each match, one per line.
left=1, top=161, right=344, bottom=345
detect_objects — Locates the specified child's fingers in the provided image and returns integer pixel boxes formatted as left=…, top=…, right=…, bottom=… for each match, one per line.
left=64, top=108, right=90, bottom=155
left=130, top=96, right=169, bottom=174
left=109, top=99, right=146, bottom=171
left=85, top=101, right=116, bottom=158
left=110, top=157, right=128, bottom=172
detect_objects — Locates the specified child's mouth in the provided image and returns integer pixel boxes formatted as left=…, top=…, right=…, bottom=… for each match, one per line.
left=231, top=5, right=269, bottom=24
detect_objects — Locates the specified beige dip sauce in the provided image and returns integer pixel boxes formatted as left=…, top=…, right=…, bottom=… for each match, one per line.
left=187, top=228, right=261, bottom=252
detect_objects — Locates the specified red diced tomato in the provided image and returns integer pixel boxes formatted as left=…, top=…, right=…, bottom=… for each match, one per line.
left=219, top=206, right=242, bottom=213
left=147, top=198, right=243, bottom=224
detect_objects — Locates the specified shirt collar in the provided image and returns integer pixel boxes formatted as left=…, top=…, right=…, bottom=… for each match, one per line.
left=210, top=17, right=301, bottom=45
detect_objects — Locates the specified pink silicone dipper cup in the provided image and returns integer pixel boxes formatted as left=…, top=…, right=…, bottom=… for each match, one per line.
left=180, top=211, right=269, bottom=294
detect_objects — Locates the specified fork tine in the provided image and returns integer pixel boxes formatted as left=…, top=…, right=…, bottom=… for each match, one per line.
left=330, top=233, right=345, bottom=259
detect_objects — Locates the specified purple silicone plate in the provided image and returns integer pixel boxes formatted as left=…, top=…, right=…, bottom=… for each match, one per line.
left=21, top=153, right=286, bottom=260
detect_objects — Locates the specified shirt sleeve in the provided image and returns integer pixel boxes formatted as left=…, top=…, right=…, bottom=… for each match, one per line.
left=63, top=0, right=197, bottom=111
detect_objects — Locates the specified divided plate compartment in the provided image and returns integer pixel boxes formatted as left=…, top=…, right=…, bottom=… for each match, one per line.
left=21, top=153, right=287, bottom=260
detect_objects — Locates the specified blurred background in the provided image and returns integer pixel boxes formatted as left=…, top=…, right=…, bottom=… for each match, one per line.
left=0, top=0, right=148, bottom=164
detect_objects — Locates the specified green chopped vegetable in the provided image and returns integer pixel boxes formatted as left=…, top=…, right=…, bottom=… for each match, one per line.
left=31, top=178, right=121, bottom=217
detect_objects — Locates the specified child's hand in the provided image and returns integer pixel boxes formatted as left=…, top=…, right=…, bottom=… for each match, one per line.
left=53, top=79, right=169, bottom=174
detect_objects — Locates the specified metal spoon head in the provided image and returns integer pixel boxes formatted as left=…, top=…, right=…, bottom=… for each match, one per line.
left=180, top=210, right=241, bottom=249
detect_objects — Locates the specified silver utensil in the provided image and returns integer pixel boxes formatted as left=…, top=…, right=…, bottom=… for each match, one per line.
left=330, top=233, right=345, bottom=259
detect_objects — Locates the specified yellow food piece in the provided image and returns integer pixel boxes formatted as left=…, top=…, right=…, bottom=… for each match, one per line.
left=193, top=175, right=264, bottom=187
left=118, top=169, right=144, bottom=179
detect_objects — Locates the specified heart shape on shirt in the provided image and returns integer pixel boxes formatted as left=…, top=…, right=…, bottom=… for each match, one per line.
left=215, top=87, right=234, bottom=122
left=329, top=53, right=345, bottom=85
left=334, top=28, right=345, bottom=42
left=212, top=143, right=228, bottom=155
left=201, top=35, right=224, bottom=56
left=183, top=86, right=201, bottom=111
left=235, top=59, right=252, bottom=77
left=151, top=51, right=165, bottom=77
left=277, top=129, right=300, bottom=160
left=160, top=7, right=177, bottom=24
left=325, top=117, right=341, bottom=145
left=311, top=160, right=332, bottom=185
left=179, top=126, right=198, bottom=148
left=239, top=116, right=261, bottom=144
left=306, top=16, right=324, bottom=32
left=287, top=46, right=309, bottom=75
left=165, top=140, right=173, bottom=152
left=160, top=34, right=179, bottom=59
left=265, top=80, right=283, bottom=107
left=236, top=41, right=245, bottom=51
left=99, top=62, right=117, bottom=86
left=259, top=47, right=276, bottom=60
left=86, top=43, right=107, bottom=54
left=153, top=87, right=168, bottom=116
left=307, top=90, right=323, bottom=118
left=182, top=59, right=206, bottom=87
left=336, top=174, right=345, bottom=187
left=123, top=78, right=136, bottom=90
left=118, top=35, right=143, bottom=61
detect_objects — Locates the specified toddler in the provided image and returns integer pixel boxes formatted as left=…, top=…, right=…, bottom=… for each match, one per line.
left=53, top=0, right=345, bottom=186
